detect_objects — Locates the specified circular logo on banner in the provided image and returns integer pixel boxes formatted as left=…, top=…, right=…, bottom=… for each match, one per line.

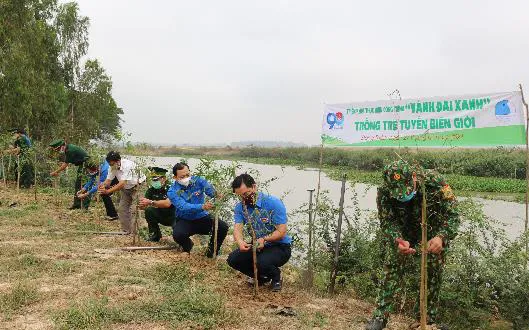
left=327, top=112, right=344, bottom=129
left=494, top=99, right=516, bottom=122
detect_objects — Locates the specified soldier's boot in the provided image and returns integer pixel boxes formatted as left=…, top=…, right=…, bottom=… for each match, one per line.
left=147, top=227, right=162, bottom=242
left=365, top=317, right=387, bottom=330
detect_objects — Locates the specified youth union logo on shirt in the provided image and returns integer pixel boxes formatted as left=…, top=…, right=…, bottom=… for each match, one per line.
left=327, top=112, right=344, bottom=129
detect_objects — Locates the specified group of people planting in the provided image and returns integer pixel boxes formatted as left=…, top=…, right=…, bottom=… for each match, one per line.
left=47, top=139, right=292, bottom=293
left=5, top=131, right=460, bottom=329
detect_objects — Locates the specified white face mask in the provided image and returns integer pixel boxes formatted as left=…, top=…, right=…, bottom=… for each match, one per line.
left=177, top=177, right=191, bottom=187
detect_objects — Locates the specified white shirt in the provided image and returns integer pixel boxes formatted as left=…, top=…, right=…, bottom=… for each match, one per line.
left=106, top=158, right=146, bottom=189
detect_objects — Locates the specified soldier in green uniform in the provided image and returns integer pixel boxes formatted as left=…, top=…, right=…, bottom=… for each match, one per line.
left=138, top=167, right=176, bottom=242
left=49, top=139, right=89, bottom=210
left=365, top=160, right=460, bottom=330
left=4, top=129, right=33, bottom=188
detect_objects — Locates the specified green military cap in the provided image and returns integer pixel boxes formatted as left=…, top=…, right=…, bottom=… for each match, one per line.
left=148, top=166, right=168, bottom=177
left=49, top=139, right=65, bottom=148
left=382, top=159, right=422, bottom=199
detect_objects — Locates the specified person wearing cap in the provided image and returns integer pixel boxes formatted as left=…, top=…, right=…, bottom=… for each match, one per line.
left=99, top=151, right=146, bottom=233
left=4, top=128, right=33, bottom=188
left=76, top=159, right=118, bottom=219
left=167, top=162, right=228, bottom=257
left=138, top=166, right=176, bottom=242
left=227, top=173, right=291, bottom=292
left=365, top=160, right=460, bottom=330
left=49, top=139, right=89, bottom=209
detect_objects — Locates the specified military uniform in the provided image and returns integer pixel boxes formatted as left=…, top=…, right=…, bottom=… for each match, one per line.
left=49, top=140, right=89, bottom=209
left=144, top=181, right=176, bottom=241
left=369, top=160, right=460, bottom=328
left=12, top=131, right=34, bottom=188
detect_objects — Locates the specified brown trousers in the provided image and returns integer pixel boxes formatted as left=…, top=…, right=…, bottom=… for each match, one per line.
left=118, top=185, right=139, bottom=233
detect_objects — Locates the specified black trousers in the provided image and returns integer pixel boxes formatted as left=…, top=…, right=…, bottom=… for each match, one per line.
left=172, top=215, right=228, bottom=257
left=227, top=243, right=291, bottom=282
left=145, top=207, right=176, bottom=239
left=101, top=193, right=118, bottom=217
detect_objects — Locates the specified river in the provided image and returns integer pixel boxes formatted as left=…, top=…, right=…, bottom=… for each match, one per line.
left=134, top=156, right=526, bottom=242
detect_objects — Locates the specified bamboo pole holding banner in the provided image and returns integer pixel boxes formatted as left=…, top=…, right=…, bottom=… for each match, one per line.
left=329, top=174, right=346, bottom=295
left=519, top=83, right=529, bottom=267
left=313, top=143, right=324, bottom=256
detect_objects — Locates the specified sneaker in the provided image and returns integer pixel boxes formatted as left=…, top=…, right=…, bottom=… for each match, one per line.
left=246, top=276, right=271, bottom=286
left=365, top=317, right=387, bottom=330
left=271, top=280, right=282, bottom=292
left=106, top=216, right=119, bottom=221
left=68, top=205, right=81, bottom=210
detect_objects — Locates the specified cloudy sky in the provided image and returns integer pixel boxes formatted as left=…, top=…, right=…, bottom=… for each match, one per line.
left=76, top=0, right=529, bottom=146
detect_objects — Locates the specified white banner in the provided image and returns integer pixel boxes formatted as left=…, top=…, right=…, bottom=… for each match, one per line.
left=321, top=91, right=526, bottom=147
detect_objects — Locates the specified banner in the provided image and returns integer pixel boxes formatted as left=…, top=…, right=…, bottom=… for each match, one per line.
left=322, top=91, right=526, bottom=147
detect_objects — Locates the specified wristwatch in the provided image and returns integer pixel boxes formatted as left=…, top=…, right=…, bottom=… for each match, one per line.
left=150, top=200, right=155, bottom=207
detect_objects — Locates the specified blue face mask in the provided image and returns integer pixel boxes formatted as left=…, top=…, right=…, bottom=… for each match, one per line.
left=397, top=190, right=416, bottom=202
left=151, top=181, right=162, bottom=189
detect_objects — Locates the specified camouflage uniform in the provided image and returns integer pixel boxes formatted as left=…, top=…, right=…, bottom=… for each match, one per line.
left=372, top=160, right=460, bottom=323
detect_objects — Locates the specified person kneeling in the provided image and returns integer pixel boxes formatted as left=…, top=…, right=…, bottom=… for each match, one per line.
left=167, top=162, right=228, bottom=257
left=227, top=174, right=292, bottom=292
left=138, top=167, right=175, bottom=242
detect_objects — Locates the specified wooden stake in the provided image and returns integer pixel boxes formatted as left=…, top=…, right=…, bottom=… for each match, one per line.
left=213, top=212, right=219, bottom=258
left=33, top=151, right=37, bottom=201
left=75, top=231, right=129, bottom=235
left=93, top=162, right=100, bottom=218
left=2, top=154, right=6, bottom=188
left=16, top=154, right=20, bottom=192
left=242, top=203, right=258, bottom=298
left=520, top=83, right=529, bottom=267
left=329, top=173, right=346, bottom=295
left=121, top=245, right=178, bottom=252
left=419, top=181, right=428, bottom=330
left=306, top=188, right=315, bottom=288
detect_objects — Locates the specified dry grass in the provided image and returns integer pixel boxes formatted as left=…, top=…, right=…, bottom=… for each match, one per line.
left=0, top=185, right=414, bottom=330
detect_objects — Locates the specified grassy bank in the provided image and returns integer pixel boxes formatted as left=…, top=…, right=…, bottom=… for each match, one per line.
left=0, top=186, right=415, bottom=330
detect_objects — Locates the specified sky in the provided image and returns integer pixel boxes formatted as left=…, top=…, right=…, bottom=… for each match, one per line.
left=75, top=0, right=529, bottom=146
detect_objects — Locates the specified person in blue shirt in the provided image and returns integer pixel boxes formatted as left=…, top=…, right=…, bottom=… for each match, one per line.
left=76, top=160, right=118, bottom=219
left=167, top=162, right=228, bottom=257
left=227, top=173, right=292, bottom=292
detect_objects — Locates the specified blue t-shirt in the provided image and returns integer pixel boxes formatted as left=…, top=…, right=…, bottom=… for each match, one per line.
left=167, top=176, right=215, bottom=220
left=83, top=161, right=110, bottom=195
left=234, top=192, right=291, bottom=245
